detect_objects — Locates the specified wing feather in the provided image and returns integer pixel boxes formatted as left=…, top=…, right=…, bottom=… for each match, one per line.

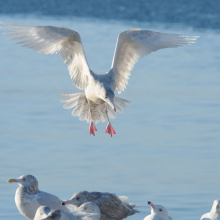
left=111, top=29, right=199, bottom=93
left=0, top=22, right=91, bottom=90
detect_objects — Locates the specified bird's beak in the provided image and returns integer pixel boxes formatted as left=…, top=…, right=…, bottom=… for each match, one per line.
left=8, top=179, right=19, bottom=183
left=148, top=201, right=155, bottom=209
left=109, top=102, right=116, bottom=112
left=61, top=200, right=72, bottom=206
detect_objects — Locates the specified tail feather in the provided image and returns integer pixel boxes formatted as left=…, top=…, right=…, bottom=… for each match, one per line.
left=119, top=196, right=140, bottom=212
left=119, top=196, right=128, bottom=201
left=60, top=93, right=131, bottom=124
left=107, top=106, right=117, bottom=119
left=63, top=97, right=79, bottom=109
left=114, top=97, right=130, bottom=108
left=60, top=92, right=82, bottom=97
left=61, top=95, right=81, bottom=103
left=72, top=103, right=85, bottom=117
left=115, top=103, right=124, bottom=114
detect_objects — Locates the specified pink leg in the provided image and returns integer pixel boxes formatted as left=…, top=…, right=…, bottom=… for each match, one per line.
left=105, top=108, right=116, bottom=137
left=89, top=108, right=97, bottom=136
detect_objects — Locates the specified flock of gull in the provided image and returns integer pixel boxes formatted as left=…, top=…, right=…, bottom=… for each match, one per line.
left=2, top=21, right=210, bottom=220
left=8, top=175, right=220, bottom=220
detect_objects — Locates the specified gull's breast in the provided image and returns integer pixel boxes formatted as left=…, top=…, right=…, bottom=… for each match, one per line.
left=86, top=94, right=104, bottom=105
left=85, top=84, right=105, bottom=105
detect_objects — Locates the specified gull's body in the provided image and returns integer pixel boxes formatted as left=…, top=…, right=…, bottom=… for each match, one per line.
left=144, top=201, right=173, bottom=220
left=201, top=200, right=220, bottom=220
left=62, top=191, right=139, bottom=220
left=0, top=22, right=199, bottom=136
left=8, top=175, right=69, bottom=220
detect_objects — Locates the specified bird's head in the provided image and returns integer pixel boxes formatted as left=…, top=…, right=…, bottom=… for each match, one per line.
left=69, top=202, right=101, bottom=220
left=43, top=210, right=68, bottom=220
left=61, top=191, right=90, bottom=207
left=34, top=206, right=52, bottom=220
left=148, top=201, right=169, bottom=219
left=98, top=85, right=116, bottom=111
left=78, top=202, right=100, bottom=214
left=211, top=200, right=220, bottom=213
left=8, top=174, right=38, bottom=193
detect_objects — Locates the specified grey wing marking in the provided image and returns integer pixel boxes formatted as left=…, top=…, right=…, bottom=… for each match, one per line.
left=97, top=193, right=135, bottom=220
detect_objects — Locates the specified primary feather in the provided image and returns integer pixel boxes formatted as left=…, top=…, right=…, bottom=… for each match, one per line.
left=111, top=29, right=199, bottom=93
left=0, top=22, right=91, bottom=90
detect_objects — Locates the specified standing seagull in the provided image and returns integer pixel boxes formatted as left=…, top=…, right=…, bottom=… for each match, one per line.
left=0, top=22, right=199, bottom=136
left=200, top=200, right=220, bottom=220
left=8, top=175, right=69, bottom=220
left=62, top=191, right=139, bottom=220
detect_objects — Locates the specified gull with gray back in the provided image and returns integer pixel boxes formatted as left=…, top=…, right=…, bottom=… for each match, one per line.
left=62, top=191, right=139, bottom=220
left=8, top=175, right=69, bottom=220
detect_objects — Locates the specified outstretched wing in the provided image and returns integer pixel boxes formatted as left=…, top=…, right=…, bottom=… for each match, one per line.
left=0, top=22, right=91, bottom=90
left=111, top=29, right=199, bottom=93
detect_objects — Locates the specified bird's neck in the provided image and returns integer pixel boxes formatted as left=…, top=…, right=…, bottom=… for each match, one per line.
left=17, top=185, right=38, bottom=195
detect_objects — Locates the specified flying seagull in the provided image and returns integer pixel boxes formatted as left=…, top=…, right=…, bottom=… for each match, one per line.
left=61, top=191, right=139, bottom=220
left=144, top=201, right=173, bottom=220
left=0, top=22, right=199, bottom=136
left=8, top=175, right=69, bottom=220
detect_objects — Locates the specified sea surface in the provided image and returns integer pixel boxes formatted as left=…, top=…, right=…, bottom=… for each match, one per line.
left=0, top=2, right=220, bottom=220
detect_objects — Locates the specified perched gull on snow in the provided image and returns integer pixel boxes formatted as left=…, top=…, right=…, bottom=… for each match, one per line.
left=144, top=201, right=173, bottom=220
left=34, top=202, right=100, bottom=220
left=0, top=22, right=199, bottom=136
left=200, top=200, right=220, bottom=220
left=8, top=175, right=69, bottom=220
left=62, top=191, right=139, bottom=220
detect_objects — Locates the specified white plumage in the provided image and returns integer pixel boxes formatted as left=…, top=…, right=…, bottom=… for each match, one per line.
left=8, top=175, right=69, bottom=220
left=201, top=200, right=220, bottom=220
left=144, top=201, right=173, bottom=220
left=34, top=203, right=99, bottom=220
left=0, top=22, right=199, bottom=136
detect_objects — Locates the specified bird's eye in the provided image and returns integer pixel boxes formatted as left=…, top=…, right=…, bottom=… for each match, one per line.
left=105, top=96, right=107, bottom=99
left=23, top=178, right=26, bottom=181
left=159, top=209, right=162, bottom=211
left=76, top=197, right=80, bottom=200
left=84, top=207, right=87, bottom=210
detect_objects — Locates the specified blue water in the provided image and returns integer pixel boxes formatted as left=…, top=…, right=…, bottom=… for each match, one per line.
left=0, top=5, right=220, bottom=220
left=0, top=0, right=220, bottom=30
